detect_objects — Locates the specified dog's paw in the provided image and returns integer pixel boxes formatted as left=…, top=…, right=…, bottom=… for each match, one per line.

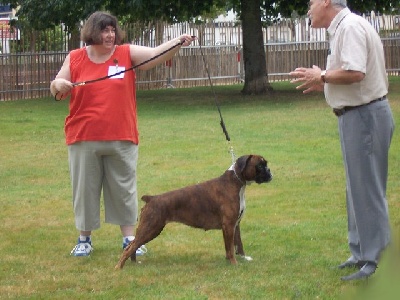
left=241, top=255, right=253, bottom=261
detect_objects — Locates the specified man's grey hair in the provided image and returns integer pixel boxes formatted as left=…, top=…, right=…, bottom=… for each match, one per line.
left=331, top=0, right=347, bottom=8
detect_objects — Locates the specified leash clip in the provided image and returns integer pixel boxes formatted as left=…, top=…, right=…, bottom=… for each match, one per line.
left=228, top=142, right=236, bottom=164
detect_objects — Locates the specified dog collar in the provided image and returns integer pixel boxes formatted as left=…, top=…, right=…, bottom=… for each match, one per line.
left=228, top=164, right=245, bottom=185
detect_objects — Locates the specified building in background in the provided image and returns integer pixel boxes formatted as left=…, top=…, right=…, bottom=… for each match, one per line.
left=0, top=3, right=18, bottom=54
left=0, top=3, right=12, bottom=18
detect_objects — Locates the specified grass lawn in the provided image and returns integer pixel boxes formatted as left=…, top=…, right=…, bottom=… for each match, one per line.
left=0, top=78, right=399, bottom=299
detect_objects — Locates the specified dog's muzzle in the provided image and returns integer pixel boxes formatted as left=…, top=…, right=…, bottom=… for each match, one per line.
left=255, top=166, right=273, bottom=184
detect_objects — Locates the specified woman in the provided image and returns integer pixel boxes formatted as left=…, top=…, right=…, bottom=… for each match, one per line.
left=50, top=11, right=194, bottom=256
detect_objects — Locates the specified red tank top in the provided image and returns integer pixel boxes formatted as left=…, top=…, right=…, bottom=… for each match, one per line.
left=65, top=44, right=138, bottom=145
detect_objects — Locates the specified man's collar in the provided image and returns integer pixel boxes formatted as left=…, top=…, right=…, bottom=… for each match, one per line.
left=327, top=7, right=351, bottom=36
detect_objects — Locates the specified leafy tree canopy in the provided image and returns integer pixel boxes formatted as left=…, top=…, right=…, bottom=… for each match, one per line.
left=2, top=0, right=398, bottom=31
left=3, top=0, right=227, bottom=30
left=266, top=0, right=399, bottom=18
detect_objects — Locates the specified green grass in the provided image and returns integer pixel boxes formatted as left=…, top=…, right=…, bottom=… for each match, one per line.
left=1, top=78, right=399, bottom=299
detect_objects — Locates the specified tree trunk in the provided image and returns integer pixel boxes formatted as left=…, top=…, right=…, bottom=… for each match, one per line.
left=68, top=25, right=81, bottom=50
left=240, top=0, right=273, bottom=95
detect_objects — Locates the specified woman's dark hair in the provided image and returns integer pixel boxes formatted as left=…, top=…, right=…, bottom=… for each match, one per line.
left=80, top=11, right=125, bottom=45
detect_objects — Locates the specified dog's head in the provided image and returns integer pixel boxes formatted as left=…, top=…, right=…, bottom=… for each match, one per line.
left=236, top=155, right=272, bottom=184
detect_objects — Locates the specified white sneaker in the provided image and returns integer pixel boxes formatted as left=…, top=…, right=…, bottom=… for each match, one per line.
left=70, top=237, right=93, bottom=256
left=136, top=245, right=148, bottom=256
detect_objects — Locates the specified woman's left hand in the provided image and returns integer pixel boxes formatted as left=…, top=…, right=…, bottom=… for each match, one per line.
left=179, top=35, right=196, bottom=46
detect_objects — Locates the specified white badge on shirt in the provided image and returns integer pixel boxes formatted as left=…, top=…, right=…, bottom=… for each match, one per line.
left=108, top=66, right=125, bottom=79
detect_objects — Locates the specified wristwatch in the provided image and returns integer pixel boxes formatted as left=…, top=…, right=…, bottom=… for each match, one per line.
left=321, top=70, right=327, bottom=83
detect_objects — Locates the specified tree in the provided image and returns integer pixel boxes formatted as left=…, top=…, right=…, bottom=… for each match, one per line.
left=114, top=0, right=398, bottom=95
left=3, top=0, right=398, bottom=95
left=239, top=0, right=273, bottom=94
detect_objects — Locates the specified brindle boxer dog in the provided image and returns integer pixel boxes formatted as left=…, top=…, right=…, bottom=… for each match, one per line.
left=115, top=154, right=272, bottom=269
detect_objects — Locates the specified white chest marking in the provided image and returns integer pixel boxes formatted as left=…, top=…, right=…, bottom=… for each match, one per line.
left=237, top=186, right=246, bottom=225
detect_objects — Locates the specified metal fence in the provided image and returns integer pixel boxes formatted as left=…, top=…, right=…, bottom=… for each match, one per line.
left=1, top=14, right=399, bottom=101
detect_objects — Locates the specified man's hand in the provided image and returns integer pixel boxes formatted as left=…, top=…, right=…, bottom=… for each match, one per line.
left=289, top=65, right=324, bottom=93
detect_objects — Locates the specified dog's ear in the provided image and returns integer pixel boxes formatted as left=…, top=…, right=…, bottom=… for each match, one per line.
left=236, top=155, right=253, bottom=173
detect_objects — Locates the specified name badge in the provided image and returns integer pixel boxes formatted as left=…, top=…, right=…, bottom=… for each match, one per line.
left=108, top=66, right=125, bottom=79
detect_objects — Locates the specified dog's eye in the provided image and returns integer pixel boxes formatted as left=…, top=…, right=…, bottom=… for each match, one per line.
left=256, top=164, right=264, bottom=170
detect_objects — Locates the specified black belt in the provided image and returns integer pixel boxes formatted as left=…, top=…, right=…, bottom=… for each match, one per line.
left=333, top=96, right=387, bottom=117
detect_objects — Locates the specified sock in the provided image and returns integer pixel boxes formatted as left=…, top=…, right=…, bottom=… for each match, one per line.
left=79, top=235, right=91, bottom=242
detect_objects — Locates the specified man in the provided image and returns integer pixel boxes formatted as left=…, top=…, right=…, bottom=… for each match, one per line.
left=290, top=0, right=395, bottom=281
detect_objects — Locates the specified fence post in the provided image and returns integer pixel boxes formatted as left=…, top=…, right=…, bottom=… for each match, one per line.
left=165, top=58, right=174, bottom=88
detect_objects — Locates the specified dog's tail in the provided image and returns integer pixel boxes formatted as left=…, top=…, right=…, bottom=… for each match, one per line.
left=141, top=195, right=152, bottom=203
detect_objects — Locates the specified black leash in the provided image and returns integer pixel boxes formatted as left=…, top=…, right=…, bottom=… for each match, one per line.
left=198, top=41, right=236, bottom=163
left=55, top=39, right=186, bottom=101
left=55, top=37, right=236, bottom=162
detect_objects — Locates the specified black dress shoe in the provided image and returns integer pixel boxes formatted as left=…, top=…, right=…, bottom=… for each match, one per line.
left=341, top=262, right=377, bottom=281
left=338, top=260, right=366, bottom=269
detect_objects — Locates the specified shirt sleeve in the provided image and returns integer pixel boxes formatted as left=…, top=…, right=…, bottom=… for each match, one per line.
left=339, top=23, right=367, bottom=73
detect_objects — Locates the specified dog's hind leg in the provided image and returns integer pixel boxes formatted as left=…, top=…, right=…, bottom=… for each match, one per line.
left=129, top=218, right=166, bottom=261
left=115, top=241, right=139, bottom=269
left=115, top=223, right=165, bottom=270
left=115, top=206, right=166, bottom=269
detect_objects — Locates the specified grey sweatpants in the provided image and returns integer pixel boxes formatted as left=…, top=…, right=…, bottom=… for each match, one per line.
left=338, top=99, right=394, bottom=264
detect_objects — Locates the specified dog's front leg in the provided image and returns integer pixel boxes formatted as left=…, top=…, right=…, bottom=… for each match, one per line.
left=234, top=224, right=253, bottom=261
left=222, top=223, right=237, bottom=264
left=234, top=224, right=244, bottom=256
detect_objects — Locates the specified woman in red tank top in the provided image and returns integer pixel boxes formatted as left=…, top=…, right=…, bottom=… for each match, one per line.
left=50, top=11, right=195, bottom=257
